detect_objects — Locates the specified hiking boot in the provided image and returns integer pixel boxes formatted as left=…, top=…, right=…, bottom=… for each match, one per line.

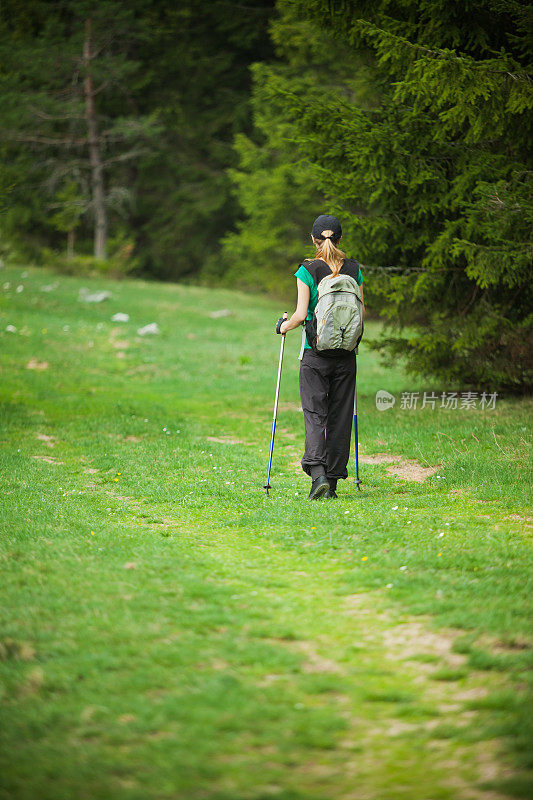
left=325, top=489, right=338, bottom=499
left=307, top=475, right=329, bottom=500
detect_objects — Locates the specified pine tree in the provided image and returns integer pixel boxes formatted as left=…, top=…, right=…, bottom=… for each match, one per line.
left=263, top=0, right=533, bottom=392
left=0, top=1, right=159, bottom=261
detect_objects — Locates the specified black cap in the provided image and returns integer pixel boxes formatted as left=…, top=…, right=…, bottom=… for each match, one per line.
left=312, top=214, right=342, bottom=242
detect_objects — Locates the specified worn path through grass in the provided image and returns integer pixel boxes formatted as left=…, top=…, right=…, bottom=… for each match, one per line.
left=1, top=265, right=532, bottom=799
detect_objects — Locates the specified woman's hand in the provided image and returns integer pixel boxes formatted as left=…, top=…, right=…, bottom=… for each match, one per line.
left=280, top=320, right=290, bottom=335
left=275, top=314, right=288, bottom=334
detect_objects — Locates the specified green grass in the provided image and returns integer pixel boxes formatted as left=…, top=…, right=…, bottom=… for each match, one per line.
left=0, top=264, right=532, bottom=799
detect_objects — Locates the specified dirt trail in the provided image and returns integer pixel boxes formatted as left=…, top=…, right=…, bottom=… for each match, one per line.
left=213, top=532, right=515, bottom=799
left=116, top=480, right=514, bottom=800
left=66, top=464, right=518, bottom=799
left=287, top=449, right=439, bottom=482
left=358, top=452, right=440, bottom=482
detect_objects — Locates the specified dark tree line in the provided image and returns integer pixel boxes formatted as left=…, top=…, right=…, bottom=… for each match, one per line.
left=0, top=0, right=275, bottom=276
left=1, top=0, right=531, bottom=391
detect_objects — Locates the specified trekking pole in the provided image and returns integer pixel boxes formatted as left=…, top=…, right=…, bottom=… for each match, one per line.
left=354, top=354, right=362, bottom=490
left=264, top=313, right=287, bottom=496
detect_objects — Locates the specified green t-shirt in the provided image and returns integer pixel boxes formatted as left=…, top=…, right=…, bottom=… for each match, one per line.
left=294, top=260, right=363, bottom=349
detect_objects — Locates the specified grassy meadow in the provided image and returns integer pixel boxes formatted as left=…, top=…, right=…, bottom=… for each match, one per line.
left=0, top=264, right=532, bottom=800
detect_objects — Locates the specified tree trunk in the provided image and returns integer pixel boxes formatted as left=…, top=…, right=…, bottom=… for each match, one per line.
left=83, top=18, right=107, bottom=260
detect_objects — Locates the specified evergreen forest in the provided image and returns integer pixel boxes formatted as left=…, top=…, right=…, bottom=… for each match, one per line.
left=1, top=0, right=531, bottom=392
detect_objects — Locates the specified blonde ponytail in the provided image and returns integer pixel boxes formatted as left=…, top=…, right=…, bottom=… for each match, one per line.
left=307, top=229, right=346, bottom=277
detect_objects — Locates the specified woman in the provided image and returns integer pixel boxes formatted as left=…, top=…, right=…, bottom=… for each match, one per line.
left=279, top=214, right=364, bottom=500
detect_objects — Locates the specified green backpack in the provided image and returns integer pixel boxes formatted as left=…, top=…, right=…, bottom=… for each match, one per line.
left=305, top=274, right=364, bottom=356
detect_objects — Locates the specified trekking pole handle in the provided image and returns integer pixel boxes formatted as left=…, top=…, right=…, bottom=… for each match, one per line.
left=276, top=312, right=288, bottom=335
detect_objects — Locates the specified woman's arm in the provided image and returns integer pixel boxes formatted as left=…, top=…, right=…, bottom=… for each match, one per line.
left=280, top=279, right=310, bottom=334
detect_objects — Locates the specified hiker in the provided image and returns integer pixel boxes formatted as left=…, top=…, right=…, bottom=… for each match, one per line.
left=278, top=214, right=364, bottom=500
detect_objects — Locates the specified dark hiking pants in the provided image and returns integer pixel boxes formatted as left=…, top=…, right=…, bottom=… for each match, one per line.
left=299, top=349, right=356, bottom=481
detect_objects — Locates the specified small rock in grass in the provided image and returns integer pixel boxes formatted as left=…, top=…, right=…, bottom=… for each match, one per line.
left=112, top=313, right=130, bottom=322
left=40, top=283, right=58, bottom=292
left=5, top=324, right=17, bottom=333
left=137, top=322, right=160, bottom=336
left=79, top=288, right=112, bottom=303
